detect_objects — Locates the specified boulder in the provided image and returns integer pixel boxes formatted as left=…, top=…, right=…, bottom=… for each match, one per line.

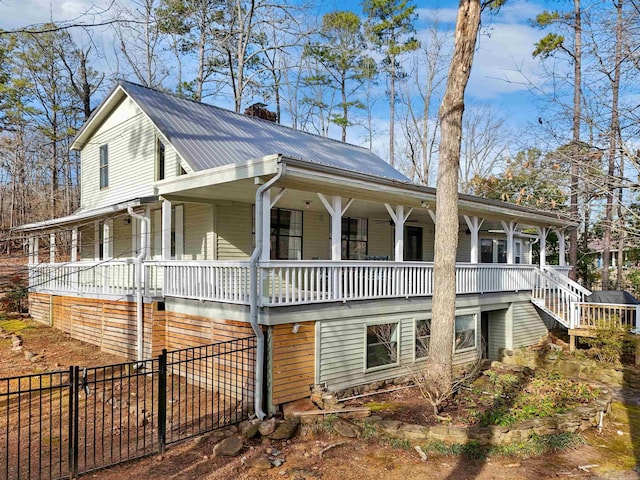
left=242, top=455, right=272, bottom=470
left=266, top=420, right=298, bottom=440
left=332, top=418, right=362, bottom=438
left=258, top=417, right=277, bottom=436
left=212, top=435, right=243, bottom=457
left=239, top=420, right=260, bottom=439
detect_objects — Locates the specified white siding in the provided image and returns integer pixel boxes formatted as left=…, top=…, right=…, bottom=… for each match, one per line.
left=112, top=217, right=133, bottom=259
left=303, top=211, right=329, bottom=260
left=456, top=225, right=471, bottom=262
left=80, top=97, right=187, bottom=210
left=511, top=301, right=548, bottom=347
left=368, top=221, right=393, bottom=257
left=217, top=203, right=252, bottom=260
left=183, top=203, right=213, bottom=260
left=79, top=223, right=95, bottom=260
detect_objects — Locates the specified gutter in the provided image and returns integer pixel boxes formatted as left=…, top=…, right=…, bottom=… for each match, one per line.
left=128, top=207, right=150, bottom=362
left=249, top=159, right=286, bottom=420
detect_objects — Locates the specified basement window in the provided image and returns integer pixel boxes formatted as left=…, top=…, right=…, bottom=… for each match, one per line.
left=365, top=322, right=399, bottom=371
left=415, top=318, right=431, bottom=360
left=454, top=314, right=477, bottom=353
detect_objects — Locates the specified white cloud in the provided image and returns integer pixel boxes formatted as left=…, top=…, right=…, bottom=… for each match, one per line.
left=0, top=0, right=117, bottom=30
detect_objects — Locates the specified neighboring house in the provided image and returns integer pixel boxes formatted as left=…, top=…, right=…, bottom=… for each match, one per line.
left=17, top=81, right=588, bottom=416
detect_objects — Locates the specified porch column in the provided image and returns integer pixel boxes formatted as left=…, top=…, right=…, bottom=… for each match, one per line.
left=104, top=219, right=113, bottom=260
left=318, top=194, right=353, bottom=260
left=385, top=204, right=413, bottom=262
left=162, top=198, right=172, bottom=260
left=501, top=221, right=517, bottom=264
left=71, top=227, right=78, bottom=262
left=49, top=233, right=56, bottom=263
left=28, top=235, right=36, bottom=265
left=464, top=216, right=484, bottom=264
left=556, top=228, right=566, bottom=266
left=536, top=227, right=550, bottom=268
left=94, top=222, right=101, bottom=260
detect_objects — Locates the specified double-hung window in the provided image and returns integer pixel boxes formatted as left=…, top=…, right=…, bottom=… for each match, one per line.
left=366, top=322, right=399, bottom=370
left=454, top=314, right=477, bottom=352
left=156, top=139, right=165, bottom=181
left=270, top=208, right=302, bottom=260
left=99, top=145, right=109, bottom=188
left=342, top=217, right=368, bottom=260
left=415, top=319, right=431, bottom=360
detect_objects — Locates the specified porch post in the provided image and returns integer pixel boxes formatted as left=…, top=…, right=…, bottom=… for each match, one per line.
left=464, top=216, right=484, bottom=264
left=556, top=228, right=566, bottom=266
left=34, top=236, right=39, bottom=264
left=260, top=189, right=271, bottom=261
left=49, top=233, right=56, bottom=263
left=28, top=235, right=34, bottom=265
left=94, top=222, right=100, bottom=260
left=162, top=198, right=172, bottom=260
left=385, top=204, right=413, bottom=262
left=104, top=219, right=113, bottom=260
left=317, top=194, right=353, bottom=261
left=71, top=228, right=78, bottom=262
left=501, top=221, right=517, bottom=264
left=536, top=227, right=548, bottom=268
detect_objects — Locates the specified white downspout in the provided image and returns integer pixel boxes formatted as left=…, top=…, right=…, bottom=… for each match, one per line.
left=128, top=207, right=149, bottom=362
left=250, top=161, right=286, bottom=420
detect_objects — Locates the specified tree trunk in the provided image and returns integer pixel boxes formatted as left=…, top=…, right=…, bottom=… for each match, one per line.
left=428, top=0, right=482, bottom=389
left=389, top=59, right=396, bottom=166
left=569, top=0, right=581, bottom=281
left=602, top=0, right=622, bottom=290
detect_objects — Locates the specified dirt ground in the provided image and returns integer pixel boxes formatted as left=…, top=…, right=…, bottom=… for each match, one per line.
left=2, top=317, right=640, bottom=480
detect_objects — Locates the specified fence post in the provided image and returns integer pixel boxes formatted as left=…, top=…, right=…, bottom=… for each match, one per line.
left=158, top=349, right=167, bottom=454
left=68, top=366, right=80, bottom=479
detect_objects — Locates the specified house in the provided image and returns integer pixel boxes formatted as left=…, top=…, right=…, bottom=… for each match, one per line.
left=17, top=81, right=589, bottom=417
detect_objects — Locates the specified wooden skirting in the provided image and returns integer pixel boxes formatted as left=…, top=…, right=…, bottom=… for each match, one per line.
left=271, top=322, right=315, bottom=406
left=28, top=293, right=51, bottom=325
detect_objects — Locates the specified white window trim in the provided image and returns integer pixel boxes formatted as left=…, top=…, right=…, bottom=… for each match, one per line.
left=363, top=320, right=401, bottom=373
left=413, top=316, right=431, bottom=362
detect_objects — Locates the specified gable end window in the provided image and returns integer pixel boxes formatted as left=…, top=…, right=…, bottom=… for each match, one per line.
left=99, top=145, right=109, bottom=188
left=156, top=138, right=165, bottom=181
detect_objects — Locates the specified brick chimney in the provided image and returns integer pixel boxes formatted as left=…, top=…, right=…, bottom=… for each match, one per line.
left=244, top=103, right=277, bottom=123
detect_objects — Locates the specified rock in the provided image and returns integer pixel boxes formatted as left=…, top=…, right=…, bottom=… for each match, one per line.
left=332, top=418, right=362, bottom=438
left=212, top=435, right=243, bottom=457
left=267, top=420, right=298, bottom=440
left=258, top=418, right=277, bottom=436
left=283, top=398, right=318, bottom=420
left=240, top=420, right=260, bottom=439
left=242, top=455, right=272, bottom=470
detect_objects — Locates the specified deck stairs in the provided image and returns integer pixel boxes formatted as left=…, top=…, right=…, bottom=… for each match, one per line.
left=531, top=267, right=592, bottom=329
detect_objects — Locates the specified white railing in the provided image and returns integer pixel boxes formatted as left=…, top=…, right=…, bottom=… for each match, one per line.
left=260, top=262, right=538, bottom=306
left=29, top=261, right=136, bottom=296
left=151, top=261, right=250, bottom=304
left=30, top=260, right=542, bottom=307
left=541, top=266, right=591, bottom=302
left=531, top=268, right=579, bottom=328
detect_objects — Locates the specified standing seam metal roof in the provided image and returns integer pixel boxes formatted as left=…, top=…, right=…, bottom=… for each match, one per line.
left=119, top=80, right=410, bottom=183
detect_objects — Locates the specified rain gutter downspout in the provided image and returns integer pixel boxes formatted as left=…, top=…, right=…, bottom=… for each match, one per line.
left=250, top=160, right=286, bottom=420
left=128, top=207, right=149, bottom=362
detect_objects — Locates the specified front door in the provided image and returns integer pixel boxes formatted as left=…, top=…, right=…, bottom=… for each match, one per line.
left=404, top=226, right=423, bottom=261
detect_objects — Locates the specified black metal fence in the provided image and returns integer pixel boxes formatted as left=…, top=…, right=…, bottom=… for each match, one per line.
left=0, top=336, right=256, bottom=479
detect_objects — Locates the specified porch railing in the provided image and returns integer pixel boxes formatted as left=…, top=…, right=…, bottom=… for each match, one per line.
left=571, top=302, right=639, bottom=330
left=29, top=260, right=540, bottom=306
left=259, top=262, right=537, bottom=306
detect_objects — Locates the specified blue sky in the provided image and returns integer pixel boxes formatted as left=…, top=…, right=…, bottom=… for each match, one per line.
left=0, top=0, right=558, bottom=152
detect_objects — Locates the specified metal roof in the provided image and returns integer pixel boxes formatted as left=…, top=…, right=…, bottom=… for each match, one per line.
left=119, top=81, right=410, bottom=183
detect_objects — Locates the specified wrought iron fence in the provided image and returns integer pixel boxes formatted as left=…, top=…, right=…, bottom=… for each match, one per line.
left=0, top=336, right=256, bottom=479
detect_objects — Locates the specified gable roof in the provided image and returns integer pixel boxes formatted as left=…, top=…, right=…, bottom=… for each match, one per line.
left=74, top=80, right=409, bottom=183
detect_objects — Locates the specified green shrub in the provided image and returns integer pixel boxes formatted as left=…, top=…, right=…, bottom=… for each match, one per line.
left=579, top=321, right=626, bottom=364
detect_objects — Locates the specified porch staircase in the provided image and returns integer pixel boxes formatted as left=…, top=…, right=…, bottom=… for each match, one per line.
left=531, top=267, right=592, bottom=329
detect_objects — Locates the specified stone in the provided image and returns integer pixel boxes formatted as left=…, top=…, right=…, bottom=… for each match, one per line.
left=212, top=435, right=243, bottom=457
left=267, top=420, right=298, bottom=440
left=242, top=455, right=272, bottom=470
left=332, top=418, right=362, bottom=438
left=240, top=420, right=260, bottom=439
left=258, top=418, right=277, bottom=436
left=283, top=399, right=318, bottom=420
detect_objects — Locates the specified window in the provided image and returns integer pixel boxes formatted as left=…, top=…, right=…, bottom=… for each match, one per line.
left=514, top=240, right=522, bottom=264
left=156, top=138, right=165, bottom=181
left=366, top=323, right=399, bottom=370
left=497, top=239, right=507, bottom=263
left=415, top=319, right=431, bottom=360
left=342, top=217, right=368, bottom=259
left=178, top=164, right=187, bottom=176
left=455, top=314, right=476, bottom=352
left=480, top=239, right=493, bottom=263
left=99, top=144, right=108, bottom=188
left=270, top=208, right=302, bottom=260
